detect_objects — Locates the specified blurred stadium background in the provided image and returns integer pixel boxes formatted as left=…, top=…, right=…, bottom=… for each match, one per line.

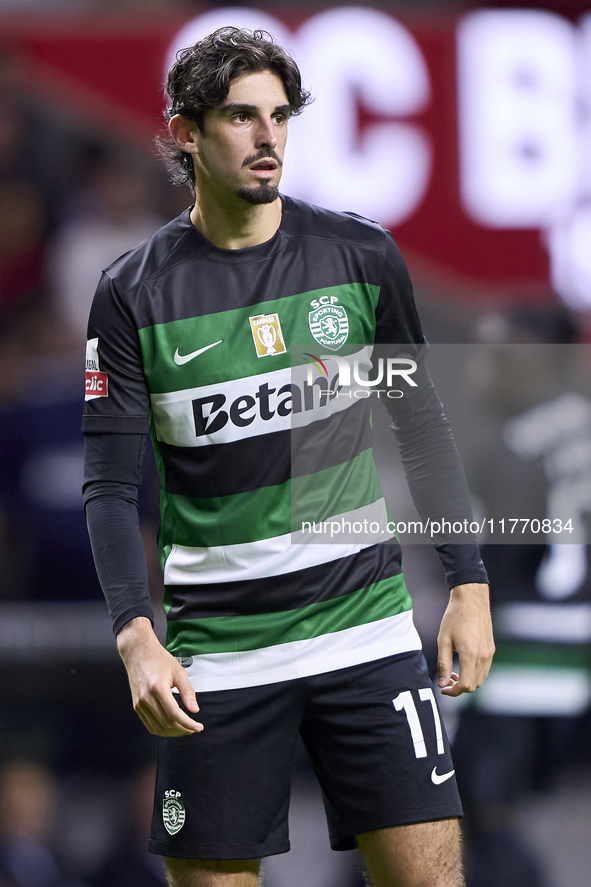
left=0, top=1, right=590, bottom=885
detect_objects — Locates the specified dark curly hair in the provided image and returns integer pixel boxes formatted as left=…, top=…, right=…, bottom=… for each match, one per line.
left=157, top=26, right=312, bottom=194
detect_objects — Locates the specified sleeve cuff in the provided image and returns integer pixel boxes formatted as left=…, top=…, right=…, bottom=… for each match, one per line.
left=112, top=605, right=155, bottom=637
left=443, top=570, right=490, bottom=590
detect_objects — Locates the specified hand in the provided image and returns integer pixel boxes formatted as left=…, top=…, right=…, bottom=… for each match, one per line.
left=436, top=583, right=495, bottom=697
left=116, top=617, right=203, bottom=736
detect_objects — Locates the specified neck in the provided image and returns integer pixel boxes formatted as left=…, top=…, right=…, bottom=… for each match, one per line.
left=190, top=191, right=282, bottom=250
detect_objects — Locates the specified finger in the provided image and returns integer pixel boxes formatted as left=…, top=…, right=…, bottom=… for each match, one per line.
left=153, top=689, right=203, bottom=734
left=138, top=698, right=201, bottom=736
left=173, top=664, right=199, bottom=713
left=440, top=681, right=462, bottom=697
left=443, top=656, right=482, bottom=696
left=135, top=703, right=168, bottom=736
left=438, top=672, right=459, bottom=695
left=137, top=681, right=203, bottom=735
left=459, top=646, right=494, bottom=693
left=437, top=633, right=454, bottom=688
left=476, top=648, right=495, bottom=685
left=437, top=671, right=459, bottom=691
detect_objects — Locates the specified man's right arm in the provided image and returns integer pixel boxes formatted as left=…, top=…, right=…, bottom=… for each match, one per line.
left=116, top=616, right=202, bottom=736
left=84, top=432, right=202, bottom=736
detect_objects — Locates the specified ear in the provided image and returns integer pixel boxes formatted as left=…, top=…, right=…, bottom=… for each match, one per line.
left=168, top=114, right=200, bottom=155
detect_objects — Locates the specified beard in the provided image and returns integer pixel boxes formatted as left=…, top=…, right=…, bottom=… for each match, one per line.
left=236, top=182, right=280, bottom=205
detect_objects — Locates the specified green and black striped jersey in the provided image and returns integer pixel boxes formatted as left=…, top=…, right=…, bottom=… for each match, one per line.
left=83, top=196, right=479, bottom=691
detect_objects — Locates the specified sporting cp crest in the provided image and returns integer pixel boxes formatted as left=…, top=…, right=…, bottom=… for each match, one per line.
left=308, top=302, right=349, bottom=349
left=163, top=790, right=186, bottom=836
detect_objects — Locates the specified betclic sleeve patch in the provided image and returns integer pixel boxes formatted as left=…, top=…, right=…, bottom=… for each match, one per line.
left=85, top=337, right=109, bottom=400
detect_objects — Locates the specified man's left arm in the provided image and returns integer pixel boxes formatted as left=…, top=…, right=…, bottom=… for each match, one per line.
left=373, top=230, right=494, bottom=694
left=386, top=379, right=495, bottom=695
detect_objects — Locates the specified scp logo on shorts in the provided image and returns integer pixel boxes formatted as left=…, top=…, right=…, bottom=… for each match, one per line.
left=85, top=337, right=109, bottom=400
left=163, top=789, right=185, bottom=836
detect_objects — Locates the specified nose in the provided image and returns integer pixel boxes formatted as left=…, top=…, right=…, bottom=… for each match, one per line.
left=255, top=115, right=278, bottom=149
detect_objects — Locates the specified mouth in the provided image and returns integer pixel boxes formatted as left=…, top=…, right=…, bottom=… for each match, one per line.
left=249, top=160, right=278, bottom=172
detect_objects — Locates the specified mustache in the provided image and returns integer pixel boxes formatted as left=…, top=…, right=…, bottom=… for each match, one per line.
left=242, top=149, right=282, bottom=168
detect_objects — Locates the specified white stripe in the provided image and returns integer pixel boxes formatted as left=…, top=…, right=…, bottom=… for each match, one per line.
left=496, top=602, right=591, bottom=644
left=180, top=610, right=421, bottom=692
left=150, top=348, right=372, bottom=447
left=164, top=498, right=394, bottom=585
left=474, top=665, right=591, bottom=716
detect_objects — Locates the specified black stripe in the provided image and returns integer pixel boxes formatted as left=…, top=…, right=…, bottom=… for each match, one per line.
left=165, top=540, right=403, bottom=619
left=114, top=197, right=385, bottom=329
left=160, top=399, right=372, bottom=498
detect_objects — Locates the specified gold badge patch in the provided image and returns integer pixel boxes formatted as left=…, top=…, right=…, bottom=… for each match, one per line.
left=249, top=313, right=287, bottom=357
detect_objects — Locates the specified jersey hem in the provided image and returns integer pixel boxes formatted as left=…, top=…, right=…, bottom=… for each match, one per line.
left=178, top=611, right=421, bottom=691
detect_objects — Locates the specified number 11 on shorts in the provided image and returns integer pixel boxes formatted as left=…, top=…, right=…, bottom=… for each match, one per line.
left=393, top=688, right=445, bottom=758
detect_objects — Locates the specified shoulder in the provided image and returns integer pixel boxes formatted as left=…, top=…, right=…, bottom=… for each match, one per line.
left=103, top=208, right=196, bottom=293
left=280, top=195, right=389, bottom=253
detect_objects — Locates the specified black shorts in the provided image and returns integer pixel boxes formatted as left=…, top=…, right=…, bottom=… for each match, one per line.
left=149, top=651, right=462, bottom=860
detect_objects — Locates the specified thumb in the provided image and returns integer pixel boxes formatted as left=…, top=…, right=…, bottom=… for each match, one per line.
left=437, top=632, right=453, bottom=688
left=173, top=662, right=199, bottom=713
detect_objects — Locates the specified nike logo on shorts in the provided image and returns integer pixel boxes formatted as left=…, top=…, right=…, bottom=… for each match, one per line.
left=174, top=340, right=223, bottom=365
left=431, top=767, right=455, bottom=785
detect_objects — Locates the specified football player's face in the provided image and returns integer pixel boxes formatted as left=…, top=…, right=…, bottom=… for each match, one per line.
left=195, top=70, right=290, bottom=205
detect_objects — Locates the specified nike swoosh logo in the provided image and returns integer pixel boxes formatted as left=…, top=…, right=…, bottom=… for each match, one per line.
left=174, top=340, right=222, bottom=366
left=431, top=767, right=455, bottom=785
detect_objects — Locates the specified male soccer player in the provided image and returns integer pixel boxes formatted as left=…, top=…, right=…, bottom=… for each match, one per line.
left=83, top=27, right=494, bottom=887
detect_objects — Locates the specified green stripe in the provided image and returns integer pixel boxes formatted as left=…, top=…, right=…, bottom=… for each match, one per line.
left=138, top=283, right=379, bottom=393
left=291, top=448, right=383, bottom=530
left=166, top=482, right=291, bottom=549
left=493, top=639, right=591, bottom=670
left=166, top=572, right=411, bottom=656
left=163, top=448, right=383, bottom=548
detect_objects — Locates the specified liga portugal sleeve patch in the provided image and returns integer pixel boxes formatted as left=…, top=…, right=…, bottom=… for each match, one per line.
left=85, top=337, right=109, bottom=400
